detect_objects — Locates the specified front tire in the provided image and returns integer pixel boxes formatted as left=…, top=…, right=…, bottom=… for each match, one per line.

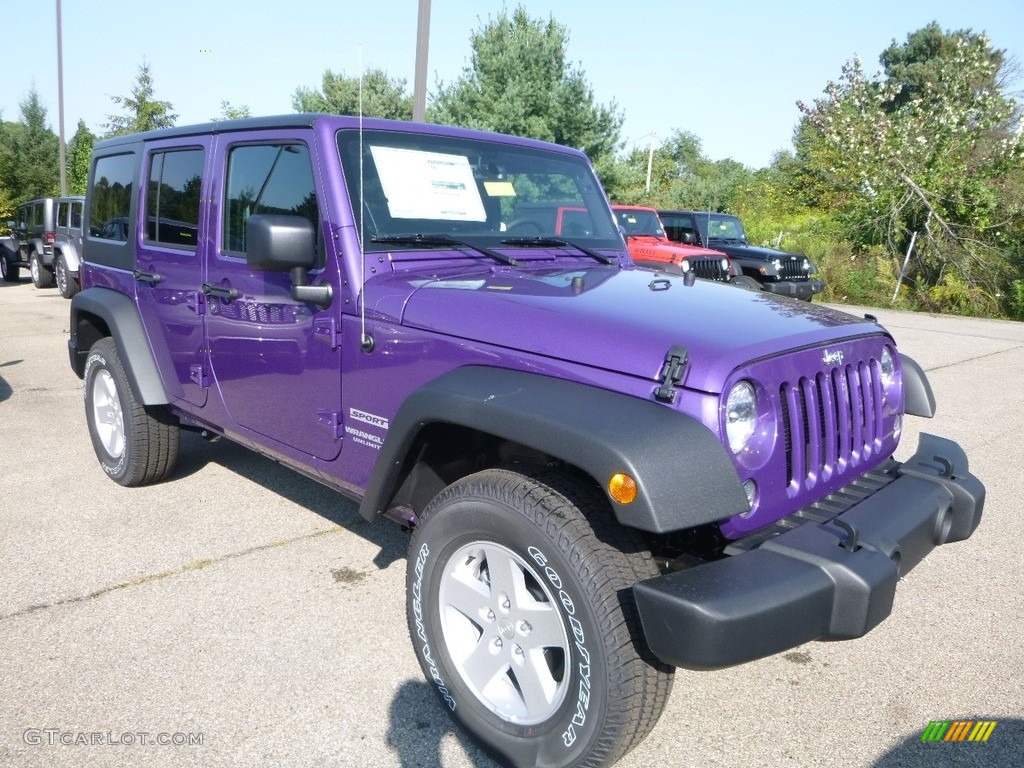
left=730, top=274, right=761, bottom=291
left=84, top=338, right=180, bottom=486
left=30, top=253, right=54, bottom=288
left=407, top=468, right=672, bottom=768
left=2, top=252, right=21, bottom=282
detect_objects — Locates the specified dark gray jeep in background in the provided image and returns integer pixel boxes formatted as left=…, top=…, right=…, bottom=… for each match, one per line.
left=659, top=209, right=825, bottom=300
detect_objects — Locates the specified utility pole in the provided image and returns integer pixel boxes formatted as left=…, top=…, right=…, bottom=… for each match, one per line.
left=412, top=0, right=431, bottom=122
left=56, top=0, right=67, bottom=195
left=645, top=133, right=656, bottom=194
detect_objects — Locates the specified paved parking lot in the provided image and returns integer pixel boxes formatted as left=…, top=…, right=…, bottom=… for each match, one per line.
left=1, top=277, right=1022, bottom=767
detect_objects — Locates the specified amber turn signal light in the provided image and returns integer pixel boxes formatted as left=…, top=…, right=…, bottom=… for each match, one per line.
left=608, top=473, right=638, bottom=504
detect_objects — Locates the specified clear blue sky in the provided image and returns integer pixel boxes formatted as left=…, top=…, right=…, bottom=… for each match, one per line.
left=4, top=0, right=1023, bottom=169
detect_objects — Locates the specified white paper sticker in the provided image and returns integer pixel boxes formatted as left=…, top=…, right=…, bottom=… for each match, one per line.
left=370, top=145, right=487, bottom=222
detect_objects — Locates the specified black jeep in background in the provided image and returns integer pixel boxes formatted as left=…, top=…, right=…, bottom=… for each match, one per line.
left=658, top=210, right=825, bottom=300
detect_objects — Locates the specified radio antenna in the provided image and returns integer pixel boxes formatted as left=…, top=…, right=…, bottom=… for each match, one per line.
left=358, top=45, right=370, bottom=351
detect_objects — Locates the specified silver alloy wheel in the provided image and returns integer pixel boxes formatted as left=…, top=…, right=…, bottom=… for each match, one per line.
left=438, top=541, right=571, bottom=725
left=91, top=369, right=125, bottom=458
left=55, top=258, right=67, bottom=294
left=30, top=255, right=40, bottom=283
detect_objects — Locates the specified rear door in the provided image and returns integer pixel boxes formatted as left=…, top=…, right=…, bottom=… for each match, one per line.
left=204, top=131, right=343, bottom=461
left=133, top=140, right=211, bottom=408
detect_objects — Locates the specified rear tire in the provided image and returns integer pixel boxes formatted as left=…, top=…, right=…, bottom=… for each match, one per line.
left=407, top=468, right=673, bottom=768
left=55, top=254, right=79, bottom=298
left=84, top=338, right=180, bottom=486
left=30, top=253, right=54, bottom=288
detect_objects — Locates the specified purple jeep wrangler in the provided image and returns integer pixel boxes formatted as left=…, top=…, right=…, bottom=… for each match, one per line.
left=68, top=115, right=984, bottom=768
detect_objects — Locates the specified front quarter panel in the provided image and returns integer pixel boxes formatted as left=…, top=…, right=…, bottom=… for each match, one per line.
left=359, top=366, right=750, bottom=533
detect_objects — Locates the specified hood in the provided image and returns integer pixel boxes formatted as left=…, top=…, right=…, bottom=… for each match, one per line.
left=712, top=241, right=805, bottom=262
left=367, top=264, right=882, bottom=394
left=627, top=235, right=726, bottom=260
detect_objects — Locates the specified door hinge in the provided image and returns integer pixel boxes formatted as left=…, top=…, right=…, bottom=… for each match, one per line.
left=316, top=409, right=344, bottom=440
left=654, top=345, right=689, bottom=403
left=186, top=290, right=206, bottom=315
left=313, top=316, right=341, bottom=349
left=190, top=364, right=209, bottom=388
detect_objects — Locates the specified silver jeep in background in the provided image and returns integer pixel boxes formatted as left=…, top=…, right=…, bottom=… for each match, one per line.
left=3, top=196, right=85, bottom=295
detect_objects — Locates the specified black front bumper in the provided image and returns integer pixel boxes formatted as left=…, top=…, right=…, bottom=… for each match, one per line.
left=762, top=278, right=825, bottom=299
left=634, top=433, right=984, bottom=670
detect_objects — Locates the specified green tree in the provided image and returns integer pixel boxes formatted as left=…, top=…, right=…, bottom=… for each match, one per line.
left=67, top=119, right=96, bottom=195
left=609, top=130, right=753, bottom=211
left=292, top=69, right=412, bottom=119
left=6, top=89, right=60, bottom=201
left=429, top=6, right=622, bottom=173
left=215, top=101, right=252, bottom=121
left=795, top=24, right=1024, bottom=316
left=105, top=61, right=177, bottom=136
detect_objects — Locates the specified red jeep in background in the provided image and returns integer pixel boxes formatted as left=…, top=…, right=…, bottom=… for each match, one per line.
left=611, top=205, right=738, bottom=284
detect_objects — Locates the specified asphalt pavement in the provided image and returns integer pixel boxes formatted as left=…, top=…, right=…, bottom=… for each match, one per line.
left=1, top=277, right=1022, bottom=767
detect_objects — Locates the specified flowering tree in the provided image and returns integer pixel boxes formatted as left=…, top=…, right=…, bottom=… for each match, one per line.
left=796, top=24, right=1024, bottom=313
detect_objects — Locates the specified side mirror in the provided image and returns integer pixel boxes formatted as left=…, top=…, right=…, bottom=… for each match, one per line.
left=245, top=214, right=331, bottom=309
left=681, top=231, right=696, bottom=245
left=5, top=220, right=15, bottom=229
left=245, top=214, right=316, bottom=271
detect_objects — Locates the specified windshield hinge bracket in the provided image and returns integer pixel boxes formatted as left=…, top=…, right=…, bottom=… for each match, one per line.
left=654, top=345, right=689, bottom=403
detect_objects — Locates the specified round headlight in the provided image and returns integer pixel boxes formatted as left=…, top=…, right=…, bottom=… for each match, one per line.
left=880, top=346, right=895, bottom=389
left=725, top=381, right=757, bottom=453
left=721, top=258, right=729, bottom=271
left=679, top=259, right=691, bottom=273
left=802, top=258, right=811, bottom=272
left=772, top=259, right=783, bottom=271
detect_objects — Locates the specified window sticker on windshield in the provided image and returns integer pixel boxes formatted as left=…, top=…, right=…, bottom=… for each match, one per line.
left=370, top=145, right=487, bottom=221
left=483, top=180, right=516, bottom=197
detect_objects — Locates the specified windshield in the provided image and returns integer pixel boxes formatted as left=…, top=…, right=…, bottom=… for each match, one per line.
left=613, top=208, right=665, bottom=238
left=337, top=129, right=621, bottom=252
left=707, top=214, right=746, bottom=241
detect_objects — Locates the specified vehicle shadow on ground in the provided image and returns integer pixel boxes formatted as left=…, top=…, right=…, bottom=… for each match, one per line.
left=873, top=717, right=1022, bottom=767
left=387, top=680, right=496, bottom=768
left=0, top=359, right=22, bottom=403
left=173, top=431, right=409, bottom=568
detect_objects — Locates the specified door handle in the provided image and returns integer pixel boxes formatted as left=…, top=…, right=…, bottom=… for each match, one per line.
left=202, top=283, right=239, bottom=301
left=133, top=269, right=162, bottom=285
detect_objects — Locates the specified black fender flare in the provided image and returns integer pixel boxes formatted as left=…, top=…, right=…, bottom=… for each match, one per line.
left=359, top=366, right=749, bottom=533
left=69, top=287, right=170, bottom=405
left=900, top=353, right=935, bottom=418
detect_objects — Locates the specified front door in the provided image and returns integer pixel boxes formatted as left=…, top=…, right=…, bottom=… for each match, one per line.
left=204, top=134, right=343, bottom=461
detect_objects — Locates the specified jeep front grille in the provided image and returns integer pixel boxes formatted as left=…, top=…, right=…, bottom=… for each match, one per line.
left=779, top=359, right=885, bottom=495
left=688, top=257, right=729, bottom=282
left=779, top=258, right=807, bottom=280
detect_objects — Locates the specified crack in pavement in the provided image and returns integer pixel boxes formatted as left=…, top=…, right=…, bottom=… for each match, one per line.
left=922, top=344, right=1024, bottom=373
left=0, top=526, right=342, bottom=623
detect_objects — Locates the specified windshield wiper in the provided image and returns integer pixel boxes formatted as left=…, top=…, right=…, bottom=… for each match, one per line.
left=500, top=237, right=615, bottom=265
left=371, top=234, right=517, bottom=266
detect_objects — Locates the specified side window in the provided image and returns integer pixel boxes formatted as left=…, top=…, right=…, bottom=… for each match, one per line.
left=57, top=203, right=68, bottom=227
left=146, top=149, right=203, bottom=248
left=71, top=203, right=83, bottom=229
left=91, top=154, right=135, bottom=242
left=223, top=143, right=317, bottom=254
